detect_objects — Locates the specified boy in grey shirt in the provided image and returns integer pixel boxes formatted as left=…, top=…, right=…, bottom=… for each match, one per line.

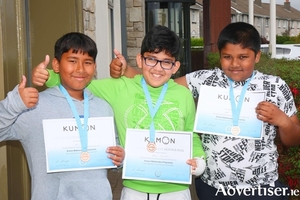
left=0, top=32, right=124, bottom=200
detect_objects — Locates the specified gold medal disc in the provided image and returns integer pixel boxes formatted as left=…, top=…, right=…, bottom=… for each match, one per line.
left=80, top=152, right=90, bottom=162
left=147, top=143, right=156, bottom=152
left=231, top=126, right=241, bottom=136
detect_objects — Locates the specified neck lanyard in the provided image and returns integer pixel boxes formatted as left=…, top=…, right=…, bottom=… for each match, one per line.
left=228, top=73, right=253, bottom=135
left=141, top=78, right=168, bottom=143
left=59, top=85, right=89, bottom=157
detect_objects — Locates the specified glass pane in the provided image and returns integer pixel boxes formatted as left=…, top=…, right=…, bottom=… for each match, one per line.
left=282, top=48, right=291, bottom=55
left=147, top=2, right=166, bottom=28
left=146, top=2, right=187, bottom=78
left=261, top=47, right=269, bottom=53
left=276, top=48, right=283, bottom=54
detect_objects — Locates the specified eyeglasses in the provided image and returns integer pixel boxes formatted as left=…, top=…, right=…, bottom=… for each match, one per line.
left=142, top=56, right=175, bottom=70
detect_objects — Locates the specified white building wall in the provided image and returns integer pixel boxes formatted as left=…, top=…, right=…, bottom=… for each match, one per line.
left=190, top=8, right=200, bottom=38
left=84, top=0, right=122, bottom=79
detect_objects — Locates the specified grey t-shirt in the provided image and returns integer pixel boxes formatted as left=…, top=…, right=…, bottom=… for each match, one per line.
left=0, top=86, right=115, bottom=200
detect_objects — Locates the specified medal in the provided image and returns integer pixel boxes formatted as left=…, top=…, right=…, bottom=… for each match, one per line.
left=228, top=73, right=253, bottom=137
left=59, top=85, right=90, bottom=163
left=142, top=78, right=168, bottom=148
left=80, top=152, right=90, bottom=162
left=231, top=126, right=241, bottom=136
left=147, top=142, right=156, bottom=152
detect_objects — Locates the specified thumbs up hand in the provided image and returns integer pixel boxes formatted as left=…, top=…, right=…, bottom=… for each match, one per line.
left=32, top=55, right=50, bottom=86
left=18, top=75, right=39, bottom=108
left=110, top=49, right=127, bottom=78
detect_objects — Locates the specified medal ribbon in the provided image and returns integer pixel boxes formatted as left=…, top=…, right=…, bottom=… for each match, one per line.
left=228, top=73, right=253, bottom=127
left=141, top=78, right=168, bottom=143
left=59, top=84, right=89, bottom=152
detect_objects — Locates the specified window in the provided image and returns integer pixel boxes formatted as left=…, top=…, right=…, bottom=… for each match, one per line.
left=276, top=48, right=283, bottom=54
left=231, top=15, right=236, bottom=22
left=107, top=0, right=114, bottom=59
left=261, top=47, right=269, bottom=54
left=278, top=20, right=281, bottom=28
left=145, top=1, right=193, bottom=76
left=256, top=17, right=260, bottom=27
left=283, top=20, right=287, bottom=29
left=265, top=18, right=269, bottom=27
left=282, top=48, right=291, bottom=55
left=291, top=21, right=295, bottom=29
left=243, top=15, right=248, bottom=23
left=276, top=48, right=291, bottom=55
left=298, top=21, right=300, bottom=29
left=191, top=10, right=196, bottom=23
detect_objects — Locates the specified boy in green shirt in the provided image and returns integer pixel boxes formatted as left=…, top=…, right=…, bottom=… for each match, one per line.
left=32, top=25, right=206, bottom=200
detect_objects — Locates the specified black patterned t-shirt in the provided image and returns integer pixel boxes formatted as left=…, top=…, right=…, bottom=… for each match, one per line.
left=186, top=68, right=297, bottom=189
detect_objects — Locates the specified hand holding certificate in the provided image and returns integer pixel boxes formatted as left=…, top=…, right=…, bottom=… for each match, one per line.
left=122, top=129, right=193, bottom=184
left=194, top=85, right=265, bottom=139
left=43, top=117, right=117, bottom=173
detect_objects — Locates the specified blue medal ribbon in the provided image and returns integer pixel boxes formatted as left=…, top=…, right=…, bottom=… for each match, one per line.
left=141, top=78, right=168, bottom=143
left=59, top=84, right=89, bottom=152
left=228, top=73, right=253, bottom=129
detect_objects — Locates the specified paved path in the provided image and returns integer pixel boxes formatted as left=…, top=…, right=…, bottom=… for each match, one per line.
left=108, top=169, right=199, bottom=200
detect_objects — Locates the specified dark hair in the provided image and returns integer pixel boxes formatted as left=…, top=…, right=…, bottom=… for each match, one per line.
left=54, top=32, right=97, bottom=61
left=217, top=22, right=261, bottom=55
left=141, top=25, right=181, bottom=60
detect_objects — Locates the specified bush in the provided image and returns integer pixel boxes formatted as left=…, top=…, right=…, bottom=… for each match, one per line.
left=295, top=34, right=300, bottom=44
left=206, top=52, right=220, bottom=68
left=256, top=55, right=300, bottom=90
left=277, top=35, right=291, bottom=44
left=289, top=36, right=297, bottom=43
left=191, top=38, right=204, bottom=47
left=283, top=41, right=295, bottom=44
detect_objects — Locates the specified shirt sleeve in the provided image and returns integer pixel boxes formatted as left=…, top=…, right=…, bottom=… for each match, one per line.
left=45, top=69, right=123, bottom=105
left=0, top=86, right=28, bottom=141
left=276, top=78, right=298, bottom=117
left=186, top=70, right=202, bottom=99
left=45, top=70, right=61, bottom=87
left=86, top=78, right=124, bottom=105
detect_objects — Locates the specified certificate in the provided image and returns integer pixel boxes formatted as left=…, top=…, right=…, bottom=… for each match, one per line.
left=42, top=117, right=117, bottom=173
left=194, top=85, right=265, bottom=139
left=122, top=129, right=192, bottom=184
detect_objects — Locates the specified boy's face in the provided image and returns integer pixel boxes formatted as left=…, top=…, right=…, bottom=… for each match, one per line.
left=220, top=43, right=261, bottom=82
left=52, top=49, right=96, bottom=99
left=136, top=51, right=180, bottom=88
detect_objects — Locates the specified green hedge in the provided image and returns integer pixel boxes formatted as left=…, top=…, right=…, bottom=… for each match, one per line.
left=276, top=33, right=300, bottom=44
left=191, top=37, right=204, bottom=47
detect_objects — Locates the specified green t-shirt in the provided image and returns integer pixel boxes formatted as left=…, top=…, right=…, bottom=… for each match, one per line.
left=47, top=71, right=205, bottom=193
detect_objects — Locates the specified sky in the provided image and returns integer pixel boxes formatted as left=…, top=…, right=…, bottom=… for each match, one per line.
left=262, top=0, right=300, bottom=11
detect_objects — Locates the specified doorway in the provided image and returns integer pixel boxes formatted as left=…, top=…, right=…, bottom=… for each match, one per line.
left=0, top=1, right=83, bottom=199
left=145, top=1, right=194, bottom=77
